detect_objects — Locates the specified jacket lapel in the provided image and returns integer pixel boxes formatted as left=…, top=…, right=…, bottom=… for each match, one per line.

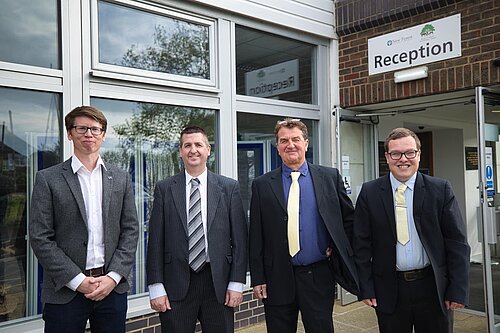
left=62, top=158, right=88, bottom=226
left=206, top=171, right=222, bottom=233
left=101, top=165, right=113, bottom=231
left=380, top=175, right=397, bottom=240
left=412, top=172, right=425, bottom=234
left=268, top=167, right=286, bottom=212
left=171, top=173, right=188, bottom=234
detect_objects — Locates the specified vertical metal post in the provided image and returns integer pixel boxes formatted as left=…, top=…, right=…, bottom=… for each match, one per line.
left=476, top=86, right=496, bottom=332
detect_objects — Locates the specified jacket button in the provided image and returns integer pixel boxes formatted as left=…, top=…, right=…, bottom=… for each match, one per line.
left=83, top=241, right=87, bottom=246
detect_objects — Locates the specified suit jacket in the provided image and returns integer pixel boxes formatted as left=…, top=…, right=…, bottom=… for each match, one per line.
left=353, top=172, right=470, bottom=315
left=249, top=163, right=359, bottom=306
left=29, top=158, right=139, bottom=304
left=146, top=171, right=248, bottom=304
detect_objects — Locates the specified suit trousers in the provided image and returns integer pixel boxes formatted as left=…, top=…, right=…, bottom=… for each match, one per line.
left=264, top=259, right=336, bottom=333
left=159, top=264, right=234, bottom=333
left=43, top=291, right=127, bottom=333
left=375, top=269, right=451, bottom=333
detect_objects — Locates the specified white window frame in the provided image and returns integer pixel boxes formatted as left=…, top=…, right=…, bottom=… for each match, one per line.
left=90, top=0, right=217, bottom=90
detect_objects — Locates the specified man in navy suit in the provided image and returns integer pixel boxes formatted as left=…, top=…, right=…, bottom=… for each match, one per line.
left=146, top=126, right=248, bottom=333
left=249, top=118, right=358, bottom=333
left=30, top=106, right=139, bottom=333
left=353, top=127, right=470, bottom=333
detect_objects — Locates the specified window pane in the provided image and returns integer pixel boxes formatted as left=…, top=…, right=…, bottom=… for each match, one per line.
left=236, top=26, right=315, bottom=104
left=0, top=87, right=62, bottom=322
left=0, top=0, right=60, bottom=69
left=98, top=1, right=210, bottom=79
left=236, top=113, right=315, bottom=219
left=91, top=97, right=216, bottom=293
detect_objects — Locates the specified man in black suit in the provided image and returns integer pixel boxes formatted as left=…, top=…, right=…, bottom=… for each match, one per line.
left=353, top=127, right=470, bottom=333
left=249, top=118, right=358, bottom=333
left=146, top=126, right=248, bottom=333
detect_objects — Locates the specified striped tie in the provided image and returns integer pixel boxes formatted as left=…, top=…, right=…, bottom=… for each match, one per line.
left=188, top=178, right=206, bottom=271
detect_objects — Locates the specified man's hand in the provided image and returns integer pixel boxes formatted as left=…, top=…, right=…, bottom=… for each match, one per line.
left=150, top=295, right=171, bottom=312
left=445, top=300, right=465, bottom=310
left=253, top=284, right=267, bottom=300
left=84, top=276, right=116, bottom=301
left=225, top=290, right=243, bottom=308
left=76, top=277, right=99, bottom=294
left=362, top=298, right=377, bottom=307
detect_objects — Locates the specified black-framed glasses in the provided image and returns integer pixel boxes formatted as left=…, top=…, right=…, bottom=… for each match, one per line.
left=387, top=150, right=419, bottom=160
left=72, top=126, right=104, bottom=135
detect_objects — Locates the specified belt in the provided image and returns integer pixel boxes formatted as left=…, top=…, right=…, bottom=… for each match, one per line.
left=83, top=266, right=105, bottom=277
left=397, top=266, right=432, bottom=282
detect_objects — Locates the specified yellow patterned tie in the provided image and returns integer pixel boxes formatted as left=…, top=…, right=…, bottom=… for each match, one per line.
left=287, top=172, right=301, bottom=257
left=395, top=184, right=409, bottom=245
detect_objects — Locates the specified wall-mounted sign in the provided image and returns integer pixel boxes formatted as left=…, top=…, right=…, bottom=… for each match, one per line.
left=245, top=59, right=299, bottom=98
left=368, top=14, right=461, bottom=75
left=465, top=146, right=478, bottom=170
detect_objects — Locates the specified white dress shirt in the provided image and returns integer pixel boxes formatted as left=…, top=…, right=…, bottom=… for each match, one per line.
left=66, top=155, right=121, bottom=291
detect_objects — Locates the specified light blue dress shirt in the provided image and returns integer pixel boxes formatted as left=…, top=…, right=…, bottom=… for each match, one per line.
left=390, top=173, right=430, bottom=271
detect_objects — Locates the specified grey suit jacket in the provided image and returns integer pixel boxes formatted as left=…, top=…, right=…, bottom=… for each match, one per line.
left=353, top=172, right=470, bottom=314
left=146, top=171, right=248, bottom=304
left=249, top=163, right=359, bottom=305
left=29, top=158, right=139, bottom=304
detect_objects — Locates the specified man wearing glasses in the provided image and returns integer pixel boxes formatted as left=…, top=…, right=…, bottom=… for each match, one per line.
left=353, top=127, right=470, bottom=333
left=30, top=106, right=139, bottom=333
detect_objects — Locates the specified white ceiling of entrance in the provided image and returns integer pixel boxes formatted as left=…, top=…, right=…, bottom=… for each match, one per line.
left=348, top=85, right=500, bottom=131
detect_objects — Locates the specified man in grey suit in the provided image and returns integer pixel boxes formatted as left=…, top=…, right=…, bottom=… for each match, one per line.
left=146, top=125, right=248, bottom=333
left=249, top=118, right=358, bottom=333
left=29, top=106, right=139, bottom=333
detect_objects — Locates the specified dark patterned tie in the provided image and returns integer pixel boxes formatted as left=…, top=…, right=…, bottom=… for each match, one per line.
left=188, top=178, right=206, bottom=271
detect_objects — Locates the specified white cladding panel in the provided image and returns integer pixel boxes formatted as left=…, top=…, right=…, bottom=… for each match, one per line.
left=189, top=0, right=335, bottom=38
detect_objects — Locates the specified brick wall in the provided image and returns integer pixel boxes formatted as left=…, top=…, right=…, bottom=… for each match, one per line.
left=337, top=0, right=500, bottom=108
left=120, top=289, right=265, bottom=332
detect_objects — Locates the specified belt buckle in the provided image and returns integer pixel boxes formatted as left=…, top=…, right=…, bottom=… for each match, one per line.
left=403, top=270, right=418, bottom=282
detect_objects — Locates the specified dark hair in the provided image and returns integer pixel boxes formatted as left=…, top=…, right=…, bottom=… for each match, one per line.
left=64, top=106, right=107, bottom=132
left=180, top=125, right=209, bottom=146
left=274, top=118, right=308, bottom=143
left=384, top=127, right=421, bottom=151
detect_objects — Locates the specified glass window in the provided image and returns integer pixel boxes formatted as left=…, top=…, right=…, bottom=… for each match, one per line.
left=236, top=26, right=315, bottom=104
left=0, top=87, right=62, bottom=322
left=97, top=0, right=211, bottom=80
left=237, top=113, right=315, bottom=219
left=0, top=0, right=60, bottom=69
left=91, top=97, right=216, bottom=293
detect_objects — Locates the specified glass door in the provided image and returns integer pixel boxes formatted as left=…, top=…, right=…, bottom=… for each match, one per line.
left=476, top=86, right=500, bottom=333
left=334, top=107, right=377, bottom=304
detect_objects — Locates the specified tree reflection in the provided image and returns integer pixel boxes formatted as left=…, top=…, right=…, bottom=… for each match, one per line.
left=121, top=23, right=209, bottom=79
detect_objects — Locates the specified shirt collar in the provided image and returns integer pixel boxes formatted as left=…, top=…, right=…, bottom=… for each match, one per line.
left=71, top=155, right=106, bottom=174
left=185, top=168, right=208, bottom=186
left=389, top=172, right=416, bottom=192
left=282, top=161, right=309, bottom=177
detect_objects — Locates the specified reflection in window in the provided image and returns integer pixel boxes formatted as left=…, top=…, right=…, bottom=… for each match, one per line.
left=98, top=1, right=210, bottom=79
left=0, top=87, right=61, bottom=322
left=0, top=0, right=60, bottom=69
left=236, top=113, right=314, bottom=219
left=91, top=98, right=216, bottom=293
left=236, top=26, right=315, bottom=104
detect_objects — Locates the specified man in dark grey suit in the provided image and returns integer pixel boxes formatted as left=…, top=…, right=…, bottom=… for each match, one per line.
left=146, top=126, right=248, bottom=333
left=249, top=118, right=358, bottom=333
left=29, top=106, right=139, bottom=333
left=353, top=128, right=470, bottom=333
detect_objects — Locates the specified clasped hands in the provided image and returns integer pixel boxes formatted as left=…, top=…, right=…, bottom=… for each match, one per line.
left=77, top=276, right=116, bottom=301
